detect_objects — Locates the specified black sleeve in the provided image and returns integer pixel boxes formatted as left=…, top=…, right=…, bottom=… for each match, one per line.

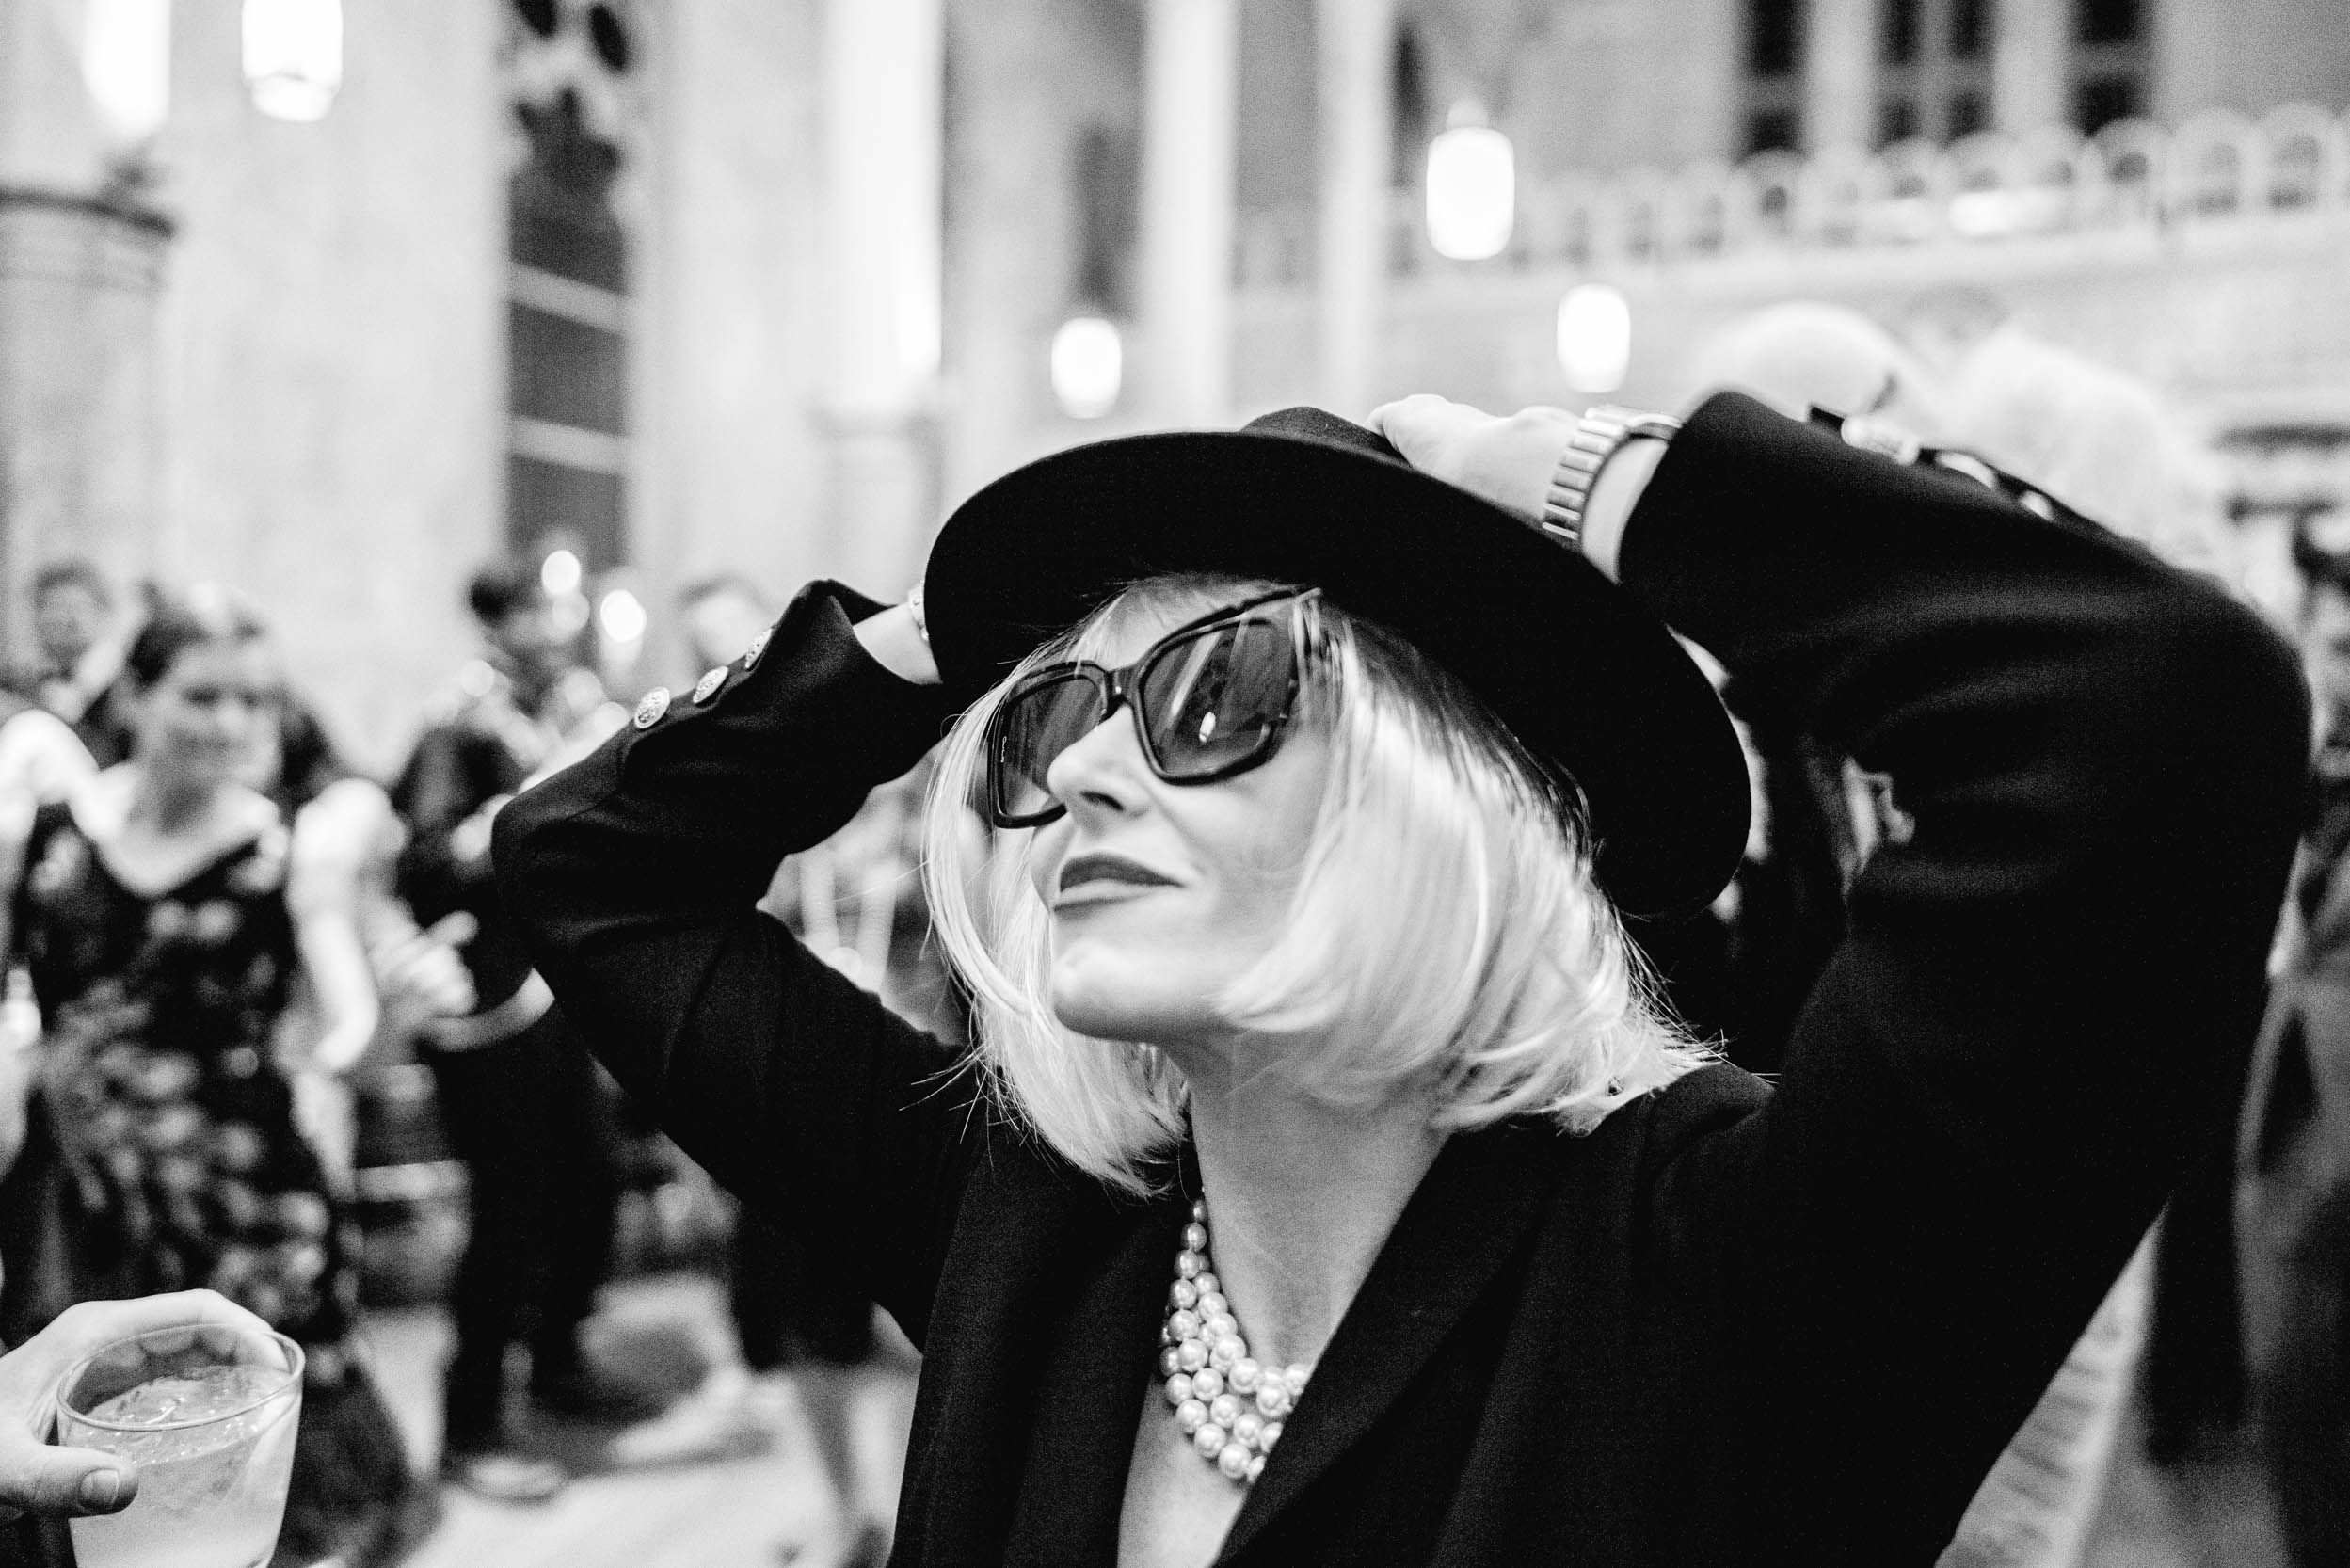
left=491, top=583, right=973, bottom=1342
left=1626, top=394, right=2308, bottom=1528
left=390, top=723, right=498, bottom=915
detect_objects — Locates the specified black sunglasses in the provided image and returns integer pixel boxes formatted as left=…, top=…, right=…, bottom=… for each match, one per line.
left=985, top=587, right=1322, bottom=828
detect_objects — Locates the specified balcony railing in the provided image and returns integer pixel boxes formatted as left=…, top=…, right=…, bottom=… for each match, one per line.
left=1236, top=104, right=2350, bottom=290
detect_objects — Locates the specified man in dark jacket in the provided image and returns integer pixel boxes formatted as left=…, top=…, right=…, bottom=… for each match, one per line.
left=2238, top=505, right=2350, bottom=1566
left=391, top=558, right=646, bottom=1502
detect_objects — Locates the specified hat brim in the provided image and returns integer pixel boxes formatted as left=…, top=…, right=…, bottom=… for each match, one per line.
left=923, top=428, right=1748, bottom=919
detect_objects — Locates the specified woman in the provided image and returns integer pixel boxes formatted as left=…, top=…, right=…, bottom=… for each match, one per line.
left=496, top=392, right=2306, bottom=1564
left=1, top=595, right=431, bottom=1568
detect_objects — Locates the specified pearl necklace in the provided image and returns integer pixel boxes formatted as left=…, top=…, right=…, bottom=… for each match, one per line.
left=1158, top=1198, right=1311, bottom=1485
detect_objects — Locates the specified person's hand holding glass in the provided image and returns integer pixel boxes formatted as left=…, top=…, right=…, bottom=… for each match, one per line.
left=1, top=1291, right=298, bottom=1568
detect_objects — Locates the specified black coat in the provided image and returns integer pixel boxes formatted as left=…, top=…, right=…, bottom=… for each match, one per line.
left=494, top=393, right=2308, bottom=1566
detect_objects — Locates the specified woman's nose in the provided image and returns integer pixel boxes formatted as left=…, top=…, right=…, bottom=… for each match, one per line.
left=1043, top=704, right=1150, bottom=818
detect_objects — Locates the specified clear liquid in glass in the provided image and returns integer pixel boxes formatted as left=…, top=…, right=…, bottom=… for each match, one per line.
left=57, top=1328, right=303, bottom=1568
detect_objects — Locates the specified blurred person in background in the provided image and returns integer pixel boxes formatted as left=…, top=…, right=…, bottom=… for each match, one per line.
left=678, top=572, right=776, bottom=676
left=1900, top=289, right=2238, bottom=585
left=391, top=558, right=649, bottom=1505
left=248, top=687, right=480, bottom=1190
left=2236, top=503, right=2350, bottom=1567
left=0, top=695, right=95, bottom=825
left=7, top=562, right=135, bottom=770
left=0, top=590, right=432, bottom=1568
left=1690, top=297, right=2243, bottom=1568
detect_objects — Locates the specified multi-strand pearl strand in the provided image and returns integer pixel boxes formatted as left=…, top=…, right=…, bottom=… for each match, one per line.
left=1159, top=1198, right=1311, bottom=1485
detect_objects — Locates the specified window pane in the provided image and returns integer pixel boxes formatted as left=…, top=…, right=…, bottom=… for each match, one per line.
left=2076, top=0, right=2141, bottom=44
left=1881, top=0, right=1919, bottom=64
left=1950, top=0, right=1990, bottom=57
left=1877, top=95, right=1919, bottom=145
left=2073, top=72, right=2140, bottom=132
left=1748, top=105, right=1801, bottom=153
left=510, top=305, right=627, bottom=434
left=509, top=455, right=623, bottom=569
left=1748, top=0, right=1800, bottom=76
left=1949, top=88, right=1988, bottom=137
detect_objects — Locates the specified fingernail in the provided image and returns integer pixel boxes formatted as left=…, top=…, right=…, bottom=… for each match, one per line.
left=78, top=1471, right=121, bottom=1512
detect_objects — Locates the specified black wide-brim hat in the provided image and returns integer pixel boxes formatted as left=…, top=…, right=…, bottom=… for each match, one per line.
left=923, top=406, right=1749, bottom=920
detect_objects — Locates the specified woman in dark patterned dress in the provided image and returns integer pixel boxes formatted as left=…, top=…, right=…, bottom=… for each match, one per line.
left=0, top=595, right=430, bottom=1568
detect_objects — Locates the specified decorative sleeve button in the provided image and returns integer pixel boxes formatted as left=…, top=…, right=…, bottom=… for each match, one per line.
left=632, top=688, right=671, bottom=729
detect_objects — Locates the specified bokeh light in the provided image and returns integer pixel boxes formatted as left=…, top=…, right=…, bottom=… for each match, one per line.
left=1556, top=284, right=1633, bottom=394
left=1050, top=316, right=1124, bottom=419
left=1426, top=112, right=1514, bottom=263
left=81, top=0, right=172, bottom=147
left=597, top=587, right=648, bottom=645
left=243, top=0, right=344, bottom=123
left=540, top=549, right=584, bottom=598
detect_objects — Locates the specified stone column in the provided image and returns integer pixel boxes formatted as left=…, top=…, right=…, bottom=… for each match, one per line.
left=1316, top=0, right=1395, bottom=418
left=1802, top=0, right=1877, bottom=152
left=1991, top=0, right=2068, bottom=133
left=821, top=0, right=943, bottom=594
left=1136, top=0, right=1238, bottom=426
left=0, top=192, right=171, bottom=626
left=0, top=0, right=168, bottom=647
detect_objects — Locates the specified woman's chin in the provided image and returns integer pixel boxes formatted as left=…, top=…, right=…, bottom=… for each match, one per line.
left=1048, top=990, right=1147, bottom=1042
left=1048, top=971, right=1186, bottom=1045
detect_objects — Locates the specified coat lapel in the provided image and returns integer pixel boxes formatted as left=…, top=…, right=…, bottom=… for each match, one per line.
left=1001, top=1181, right=1189, bottom=1565
left=1215, top=1122, right=1569, bottom=1562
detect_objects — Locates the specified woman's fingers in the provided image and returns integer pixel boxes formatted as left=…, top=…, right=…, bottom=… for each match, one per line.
left=1369, top=397, right=1574, bottom=524
left=1367, top=394, right=1484, bottom=480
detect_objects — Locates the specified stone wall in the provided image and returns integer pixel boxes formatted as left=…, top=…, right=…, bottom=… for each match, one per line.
left=2154, top=0, right=2350, bottom=125
left=150, top=0, right=506, bottom=773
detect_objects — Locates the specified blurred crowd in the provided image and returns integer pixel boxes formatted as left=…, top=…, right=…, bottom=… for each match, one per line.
left=0, top=289, right=2342, bottom=1568
left=0, top=553, right=945, bottom=1568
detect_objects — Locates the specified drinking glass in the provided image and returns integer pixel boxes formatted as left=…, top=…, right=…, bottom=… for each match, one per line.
left=55, top=1322, right=304, bottom=1568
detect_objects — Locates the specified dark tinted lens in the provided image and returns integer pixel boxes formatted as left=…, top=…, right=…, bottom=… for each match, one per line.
left=1136, top=618, right=1296, bottom=778
left=991, top=669, right=1108, bottom=822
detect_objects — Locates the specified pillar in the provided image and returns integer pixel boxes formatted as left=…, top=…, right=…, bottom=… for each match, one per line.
left=1992, top=0, right=2069, bottom=133
left=1137, top=0, right=1238, bottom=427
left=0, top=0, right=168, bottom=647
left=1315, top=0, right=1395, bottom=418
left=1802, top=0, right=1877, bottom=152
left=821, top=0, right=944, bottom=594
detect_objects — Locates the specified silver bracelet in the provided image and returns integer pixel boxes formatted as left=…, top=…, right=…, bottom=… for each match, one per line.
left=905, top=581, right=930, bottom=646
left=1540, top=407, right=1681, bottom=552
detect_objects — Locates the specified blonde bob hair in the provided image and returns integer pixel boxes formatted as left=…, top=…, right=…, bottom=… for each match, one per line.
left=923, top=574, right=1711, bottom=1195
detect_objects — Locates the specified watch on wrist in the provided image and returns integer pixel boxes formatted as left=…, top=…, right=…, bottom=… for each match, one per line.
left=1540, top=406, right=1682, bottom=551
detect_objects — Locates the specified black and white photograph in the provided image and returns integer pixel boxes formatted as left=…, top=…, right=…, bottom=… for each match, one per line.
left=0, top=1, right=2346, bottom=1564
